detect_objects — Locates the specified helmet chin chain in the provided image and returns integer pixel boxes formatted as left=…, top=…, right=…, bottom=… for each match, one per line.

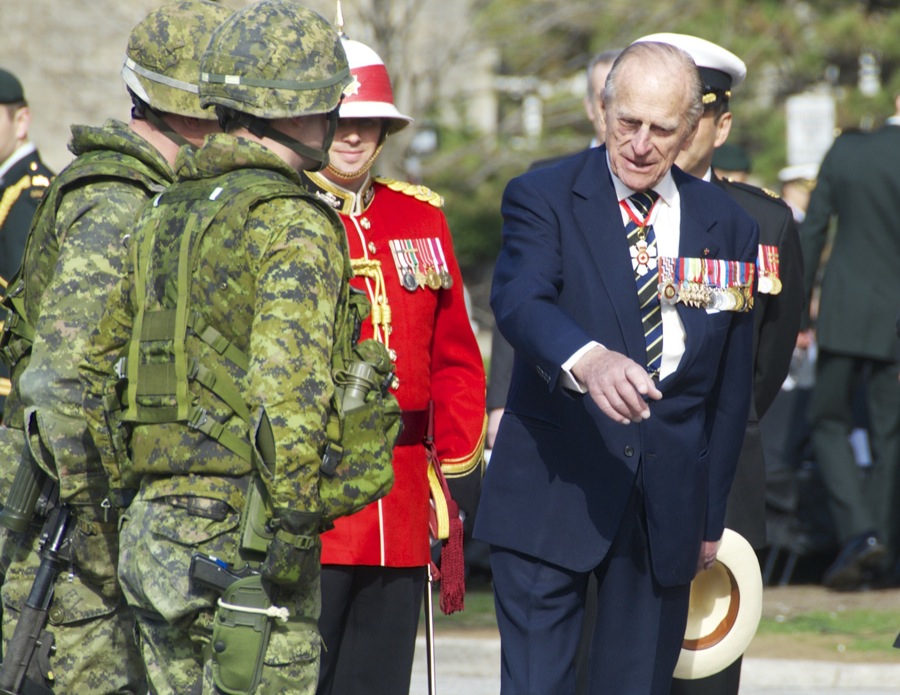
left=326, top=140, right=385, bottom=182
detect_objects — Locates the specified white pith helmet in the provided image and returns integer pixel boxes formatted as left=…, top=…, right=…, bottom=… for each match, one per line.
left=339, top=38, right=413, bottom=134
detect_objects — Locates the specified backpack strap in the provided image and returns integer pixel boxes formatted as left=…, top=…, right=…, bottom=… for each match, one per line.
left=0, top=152, right=166, bottom=372
left=122, top=173, right=331, bottom=463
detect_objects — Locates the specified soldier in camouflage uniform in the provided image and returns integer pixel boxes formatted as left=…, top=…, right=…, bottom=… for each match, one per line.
left=0, top=2, right=231, bottom=692
left=79, top=2, right=355, bottom=693
left=302, top=35, right=487, bottom=695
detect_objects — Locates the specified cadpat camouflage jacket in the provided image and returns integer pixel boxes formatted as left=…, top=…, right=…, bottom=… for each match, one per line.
left=11, top=119, right=172, bottom=506
left=81, top=133, right=347, bottom=516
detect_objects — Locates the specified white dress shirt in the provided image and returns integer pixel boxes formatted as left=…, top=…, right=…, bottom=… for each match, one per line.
left=561, top=156, right=687, bottom=390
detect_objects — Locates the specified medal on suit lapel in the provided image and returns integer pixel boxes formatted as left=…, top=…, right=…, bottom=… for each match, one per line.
left=658, top=257, right=678, bottom=304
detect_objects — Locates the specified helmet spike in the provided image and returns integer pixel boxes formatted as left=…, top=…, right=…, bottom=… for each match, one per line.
left=335, top=1, right=345, bottom=37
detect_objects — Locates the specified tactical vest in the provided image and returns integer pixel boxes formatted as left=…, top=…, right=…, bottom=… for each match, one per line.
left=119, top=167, right=398, bottom=521
left=0, top=151, right=168, bottom=426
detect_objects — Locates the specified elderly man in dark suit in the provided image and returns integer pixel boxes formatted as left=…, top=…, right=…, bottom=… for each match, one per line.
left=798, top=94, right=900, bottom=591
left=634, top=33, right=804, bottom=695
left=486, top=48, right=622, bottom=449
left=474, top=41, right=759, bottom=694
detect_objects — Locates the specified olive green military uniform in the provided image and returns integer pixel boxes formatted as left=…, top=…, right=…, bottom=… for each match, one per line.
left=799, top=122, right=900, bottom=580
left=0, top=119, right=172, bottom=694
left=82, top=133, right=349, bottom=695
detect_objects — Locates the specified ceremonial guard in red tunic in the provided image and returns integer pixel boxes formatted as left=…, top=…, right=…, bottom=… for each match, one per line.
left=302, top=33, right=486, bottom=695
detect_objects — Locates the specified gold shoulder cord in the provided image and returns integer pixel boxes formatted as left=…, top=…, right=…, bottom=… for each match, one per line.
left=0, top=176, right=31, bottom=230
left=350, top=258, right=392, bottom=351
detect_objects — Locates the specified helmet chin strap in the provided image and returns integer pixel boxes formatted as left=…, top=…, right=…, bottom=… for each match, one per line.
left=232, top=109, right=339, bottom=172
left=142, top=107, right=193, bottom=149
left=129, top=91, right=193, bottom=150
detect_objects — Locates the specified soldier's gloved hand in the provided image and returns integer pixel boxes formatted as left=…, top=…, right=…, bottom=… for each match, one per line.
left=260, top=510, right=321, bottom=586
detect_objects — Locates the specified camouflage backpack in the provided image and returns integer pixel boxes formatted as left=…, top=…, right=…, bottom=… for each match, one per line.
left=0, top=149, right=168, bottom=427
left=117, top=166, right=399, bottom=523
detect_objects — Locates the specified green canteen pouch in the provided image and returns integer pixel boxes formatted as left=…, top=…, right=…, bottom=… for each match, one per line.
left=318, top=386, right=401, bottom=523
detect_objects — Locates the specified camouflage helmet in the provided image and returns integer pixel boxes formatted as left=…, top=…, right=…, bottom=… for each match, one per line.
left=121, top=0, right=232, bottom=120
left=199, top=0, right=351, bottom=120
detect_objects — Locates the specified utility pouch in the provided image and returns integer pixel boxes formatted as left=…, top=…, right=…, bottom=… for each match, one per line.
left=209, top=575, right=283, bottom=695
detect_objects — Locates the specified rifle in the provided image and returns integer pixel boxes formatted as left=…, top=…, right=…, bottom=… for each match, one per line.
left=0, top=456, right=70, bottom=695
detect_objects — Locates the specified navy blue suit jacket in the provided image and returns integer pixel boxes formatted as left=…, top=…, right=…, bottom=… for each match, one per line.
left=474, top=147, right=759, bottom=587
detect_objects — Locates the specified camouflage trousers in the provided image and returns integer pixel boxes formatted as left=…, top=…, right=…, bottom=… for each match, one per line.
left=1, top=513, right=147, bottom=694
left=118, top=483, right=321, bottom=695
left=0, top=426, right=21, bottom=663
left=0, top=427, right=27, bottom=558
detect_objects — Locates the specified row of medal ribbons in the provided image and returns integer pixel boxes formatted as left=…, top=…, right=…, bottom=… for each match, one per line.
left=389, top=237, right=454, bottom=291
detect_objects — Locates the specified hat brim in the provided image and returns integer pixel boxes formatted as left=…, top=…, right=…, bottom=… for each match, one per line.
left=339, top=101, right=413, bottom=133
left=674, top=528, right=763, bottom=680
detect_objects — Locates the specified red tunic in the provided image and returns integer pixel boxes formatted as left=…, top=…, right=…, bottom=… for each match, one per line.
left=305, top=173, right=486, bottom=567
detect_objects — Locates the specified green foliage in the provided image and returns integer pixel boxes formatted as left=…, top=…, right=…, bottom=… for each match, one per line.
left=415, top=0, right=900, bottom=281
left=419, top=127, right=535, bottom=271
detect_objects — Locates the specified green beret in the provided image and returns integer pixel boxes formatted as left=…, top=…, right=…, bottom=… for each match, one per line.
left=0, top=68, right=25, bottom=104
left=712, top=143, right=751, bottom=173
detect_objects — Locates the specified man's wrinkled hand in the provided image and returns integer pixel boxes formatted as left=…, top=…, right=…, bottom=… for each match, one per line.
left=571, top=346, right=662, bottom=424
left=697, top=538, right=722, bottom=574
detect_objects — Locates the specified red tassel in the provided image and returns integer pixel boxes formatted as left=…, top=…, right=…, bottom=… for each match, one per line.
left=438, top=500, right=466, bottom=615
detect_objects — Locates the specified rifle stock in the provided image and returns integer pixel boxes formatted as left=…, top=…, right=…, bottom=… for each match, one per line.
left=0, top=470, right=70, bottom=695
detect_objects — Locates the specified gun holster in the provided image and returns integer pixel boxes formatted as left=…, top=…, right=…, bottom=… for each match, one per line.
left=208, top=575, right=278, bottom=695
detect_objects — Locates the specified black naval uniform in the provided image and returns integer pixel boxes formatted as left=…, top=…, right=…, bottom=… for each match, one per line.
left=713, top=174, right=805, bottom=548
left=671, top=175, right=804, bottom=695
left=0, top=146, right=53, bottom=412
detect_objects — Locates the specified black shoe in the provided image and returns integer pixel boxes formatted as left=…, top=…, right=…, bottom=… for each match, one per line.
left=821, top=531, right=887, bottom=591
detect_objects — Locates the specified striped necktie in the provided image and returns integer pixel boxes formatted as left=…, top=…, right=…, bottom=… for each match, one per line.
left=624, top=190, right=662, bottom=378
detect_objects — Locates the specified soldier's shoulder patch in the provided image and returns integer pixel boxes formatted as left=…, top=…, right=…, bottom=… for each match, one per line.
left=375, top=177, right=444, bottom=208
